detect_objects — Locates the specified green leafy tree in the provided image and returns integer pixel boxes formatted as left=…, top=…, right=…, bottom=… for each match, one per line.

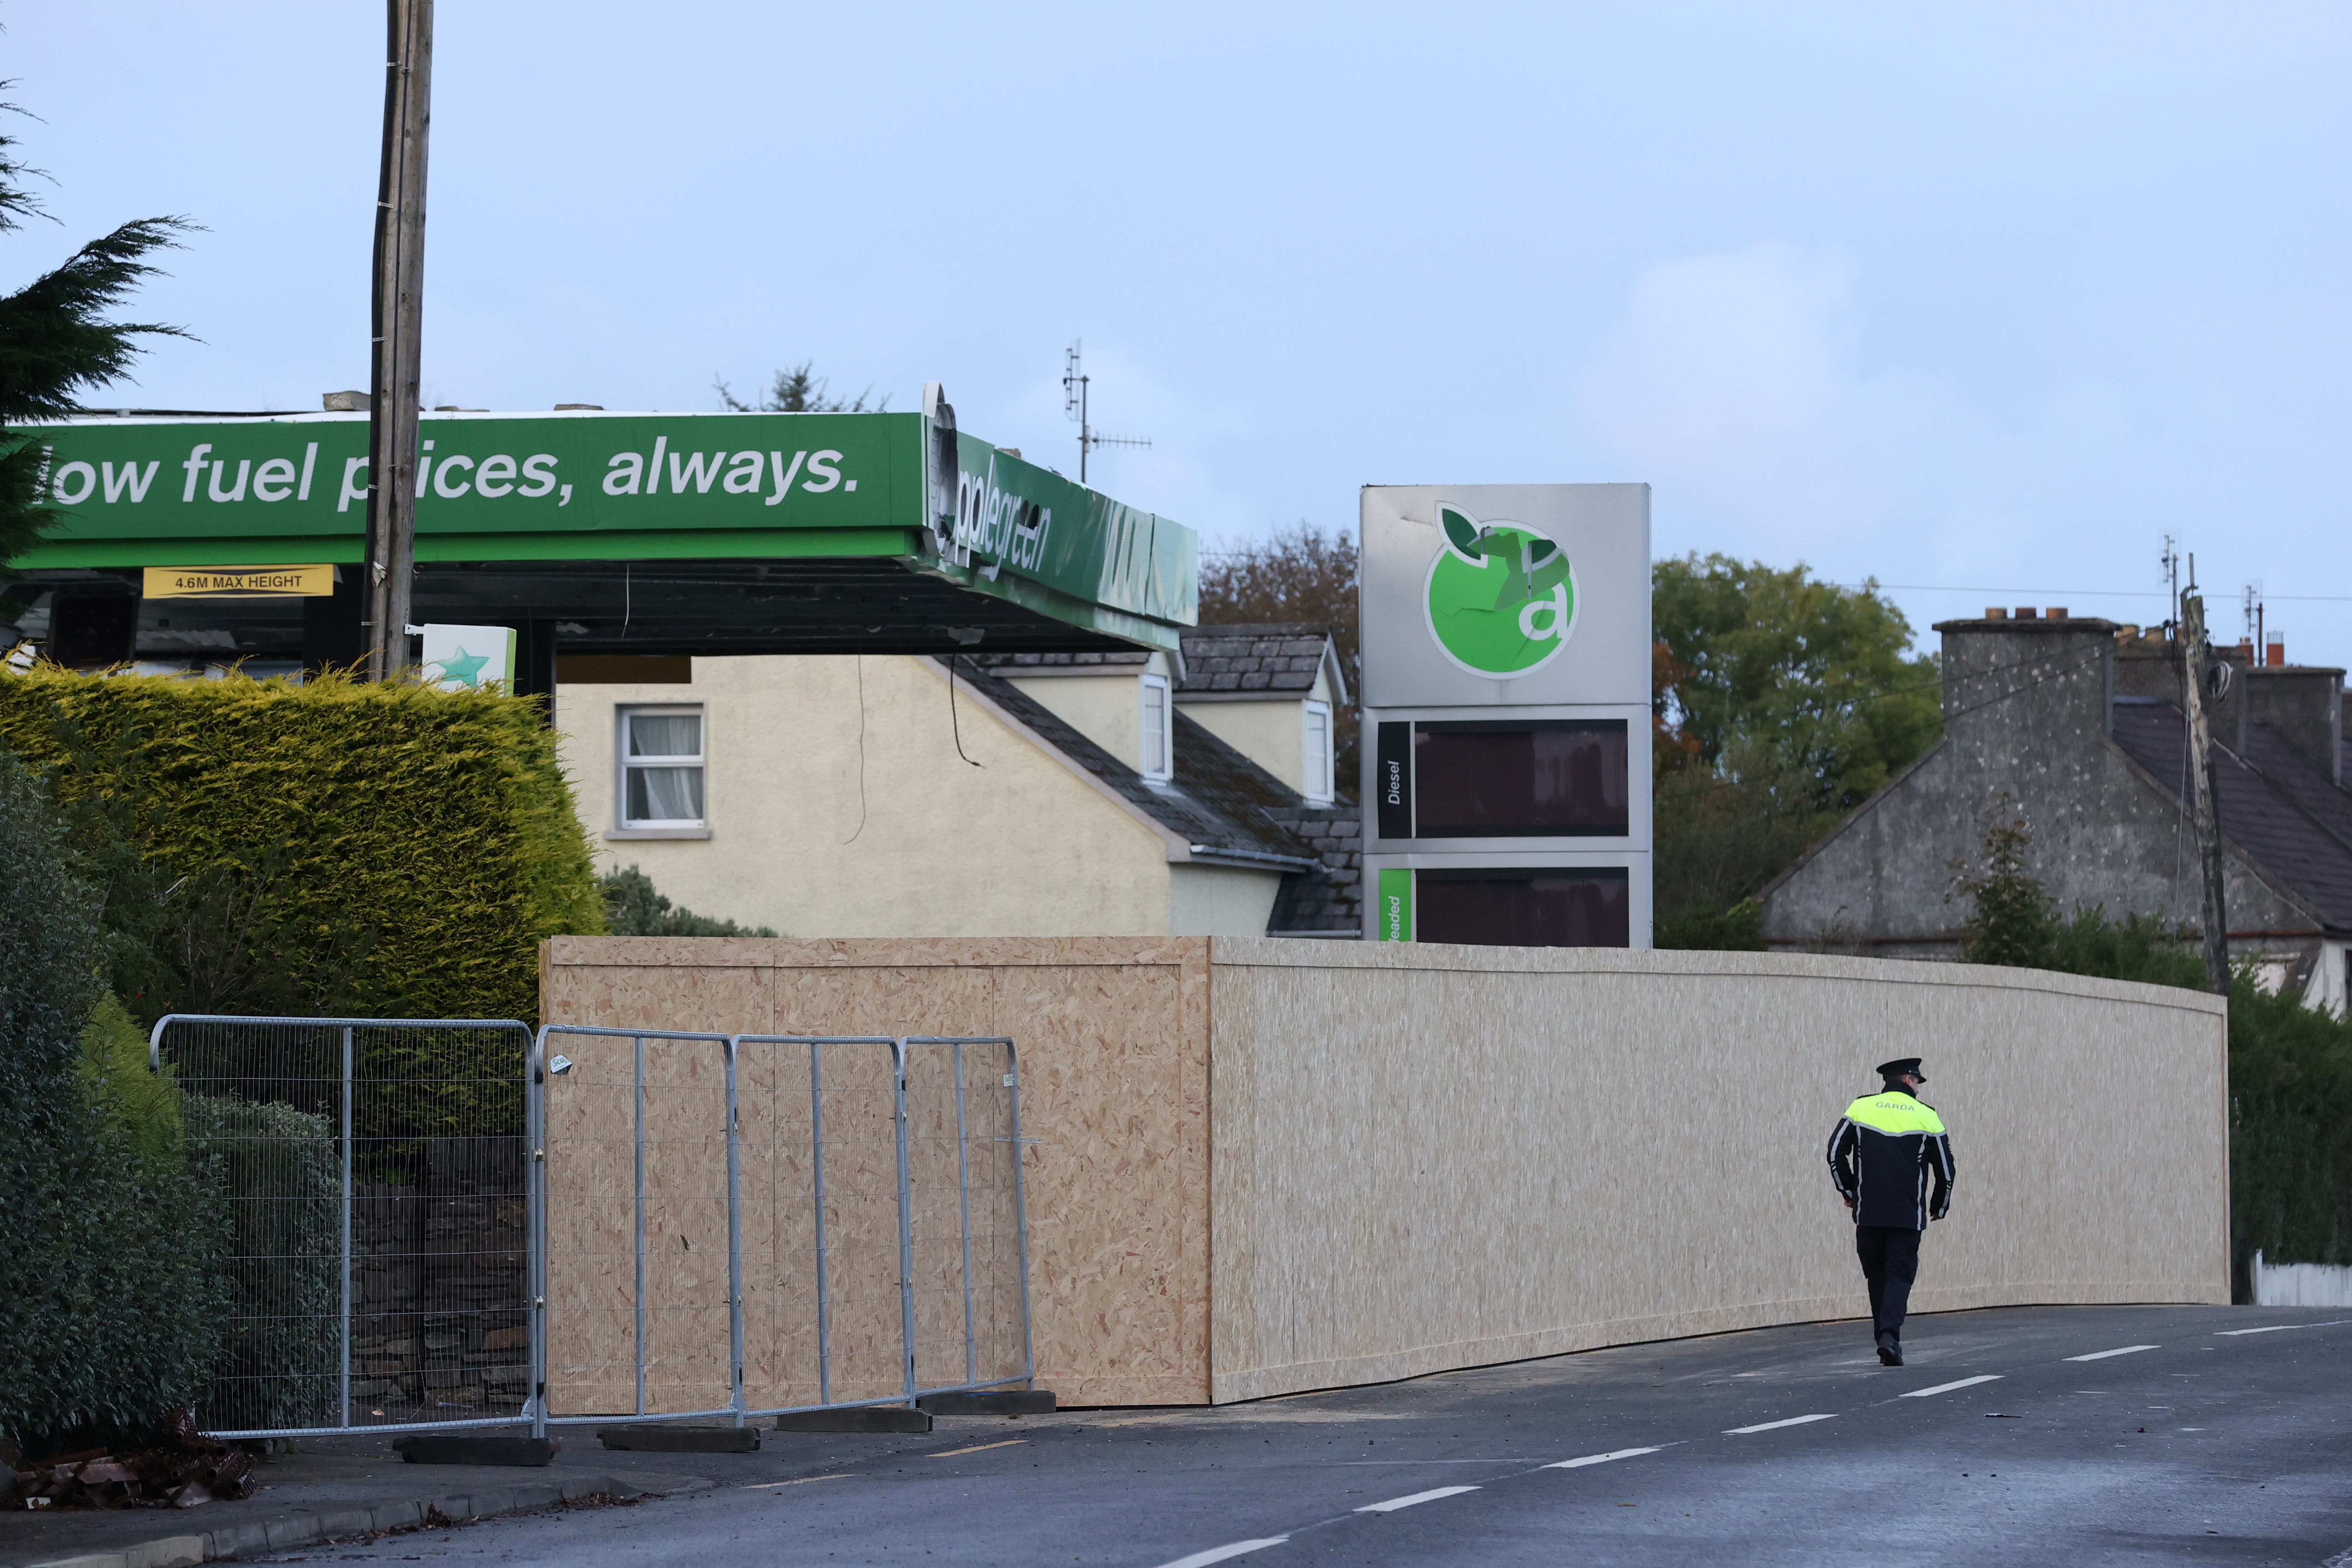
left=1652, top=554, right=1942, bottom=945
left=0, top=95, right=192, bottom=566
left=714, top=360, right=887, bottom=414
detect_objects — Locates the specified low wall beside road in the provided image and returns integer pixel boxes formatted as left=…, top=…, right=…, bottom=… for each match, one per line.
left=540, top=937, right=2229, bottom=1407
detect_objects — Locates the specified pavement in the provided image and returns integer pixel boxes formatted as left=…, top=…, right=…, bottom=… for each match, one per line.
left=12, top=1304, right=2352, bottom=1566
left=0, top=1437, right=743, bottom=1568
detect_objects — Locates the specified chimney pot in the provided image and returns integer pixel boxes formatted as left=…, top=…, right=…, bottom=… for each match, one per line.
left=2047, top=607, right=2068, bottom=620
left=2015, top=606, right=2039, bottom=620
left=2266, top=632, right=2285, bottom=667
left=1985, top=607, right=2009, bottom=620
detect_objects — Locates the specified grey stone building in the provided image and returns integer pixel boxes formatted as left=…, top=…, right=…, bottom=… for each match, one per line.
left=1759, top=611, right=2351, bottom=1016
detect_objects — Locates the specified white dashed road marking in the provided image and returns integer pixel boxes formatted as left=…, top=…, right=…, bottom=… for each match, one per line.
left=1901, top=1375, right=2003, bottom=1398
left=1356, top=1486, right=1481, bottom=1513
left=1545, top=1446, right=1663, bottom=1469
left=2215, top=1320, right=2352, bottom=1336
left=1723, top=1414, right=1837, bottom=1434
left=2066, top=1345, right=2158, bottom=1362
left=1152, top=1539, right=1290, bottom=1568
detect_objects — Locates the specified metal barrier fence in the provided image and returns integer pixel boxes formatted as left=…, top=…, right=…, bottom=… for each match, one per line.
left=145, top=1017, right=1032, bottom=1441
left=148, top=1015, right=538, bottom=1441
left=531, top=1028, right=1034, bottom=1433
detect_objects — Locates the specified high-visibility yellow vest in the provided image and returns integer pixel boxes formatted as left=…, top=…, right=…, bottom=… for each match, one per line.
left=1842, top=1092, right=1947, bottom=1137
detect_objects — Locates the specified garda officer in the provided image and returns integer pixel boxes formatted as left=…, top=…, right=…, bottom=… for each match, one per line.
left=1826, top=1058, right=1955, bottom=1366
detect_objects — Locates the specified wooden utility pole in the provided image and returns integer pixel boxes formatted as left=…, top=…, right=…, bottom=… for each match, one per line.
left=2179, top=590, right=2232, bottom=994
left=364, top=0, right=433, bottom=680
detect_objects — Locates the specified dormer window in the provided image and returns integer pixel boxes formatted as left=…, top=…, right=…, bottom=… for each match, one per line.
left=1140, top=673, right=1173, bottom=782
left=1302, top=699, right=1334, bottom=804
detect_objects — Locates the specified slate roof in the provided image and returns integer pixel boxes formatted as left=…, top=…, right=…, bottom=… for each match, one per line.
left=2240, top=722, right=2352, bottom=857
left=940, top=658, right=1316, bottom=871
left=2110, top=700, right=2352, bottom=931
left=1176, top=624, right=1339, bottom=699
left=1262, top=802, right=1362, bottom=934
left=1168, top=714, right=1362, bottom=933
left=967, top=649, right=1151, bottom=673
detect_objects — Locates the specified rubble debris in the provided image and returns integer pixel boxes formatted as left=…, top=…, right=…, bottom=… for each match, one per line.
left=2, top=1410, right=256, bottom=1509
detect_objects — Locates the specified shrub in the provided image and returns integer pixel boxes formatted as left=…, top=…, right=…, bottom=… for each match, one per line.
left=2224, top=980, right=2352, bottom=1276
left=599, top=863, right=778, bottom=937
left=0, top=667, right=606, bottom=1026
left=0, top=746, right=225, bottom=1452
left=185, top=1097, right=340, bottom=1433
left=1950, top=794, right=2057, bottom=969
left=78, top=990, right=181, bottom=1168
left=1654, top=896, right=1764, bottom=951
left=1947, top=803, right=2352, bottom=1282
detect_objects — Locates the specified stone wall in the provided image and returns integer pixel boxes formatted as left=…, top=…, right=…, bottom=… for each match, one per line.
left=346, top=1139, right=531, bottom=1422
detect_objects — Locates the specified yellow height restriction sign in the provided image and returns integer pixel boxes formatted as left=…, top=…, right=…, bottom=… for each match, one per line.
left=143, top=565, right=335, bottom=598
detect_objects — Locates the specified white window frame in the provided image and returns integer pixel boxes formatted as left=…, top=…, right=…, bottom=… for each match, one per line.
left=1302, top=699, right=1335, bottom=805
left=1140, top=674, right=1174, bottom=783
left=612, top=702, right=711, bottom=839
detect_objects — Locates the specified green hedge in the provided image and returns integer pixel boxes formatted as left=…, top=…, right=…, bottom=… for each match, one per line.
left=1958, top=848, right=2352, bottom=1283
left=187, top=1096, right=341, bottom=1434
left=0, top=668, right=604, bottom=1025
left=0, top=748, right=225, bottom=1451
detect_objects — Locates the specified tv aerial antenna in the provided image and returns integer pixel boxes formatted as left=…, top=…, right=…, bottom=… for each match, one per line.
left=1063, top=341, right=1150, bottom=485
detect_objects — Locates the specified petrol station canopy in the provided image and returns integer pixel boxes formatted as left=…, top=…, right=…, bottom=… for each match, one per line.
left=6, top=405, right=1198, bottom=671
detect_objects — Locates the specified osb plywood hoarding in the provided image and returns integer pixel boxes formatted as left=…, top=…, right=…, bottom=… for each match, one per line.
left=1205, top=941, right=2228, bottom=1403
left=541, top=937, right=2227, bottom=1409
left=541, top=937, right=1213, bottom=1410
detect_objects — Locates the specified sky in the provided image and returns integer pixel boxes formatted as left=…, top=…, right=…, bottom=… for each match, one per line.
left=12, top=2, right=2351, bottom=664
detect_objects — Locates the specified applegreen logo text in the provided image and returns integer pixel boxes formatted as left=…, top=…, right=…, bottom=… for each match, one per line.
left=1422, top=504, right=1577, bottom=677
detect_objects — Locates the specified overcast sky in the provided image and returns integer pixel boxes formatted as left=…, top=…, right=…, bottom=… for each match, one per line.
left=13, top=3, right=2350, bottom=663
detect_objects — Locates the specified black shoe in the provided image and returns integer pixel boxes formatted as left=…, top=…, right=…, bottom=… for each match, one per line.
left=1876, top=1331, right=1903, bottom=1367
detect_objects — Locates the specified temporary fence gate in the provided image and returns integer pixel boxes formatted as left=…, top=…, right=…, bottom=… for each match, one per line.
left=149, top=1015, right=1033, bottom=1441
left=532, top=1029, right=1034, bottom=1432
left=149, top=1015, right=540, bottom=1440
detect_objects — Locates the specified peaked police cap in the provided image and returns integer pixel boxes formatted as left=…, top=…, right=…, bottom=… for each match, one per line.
left=1876, top=1057, right=1925, bottom=1082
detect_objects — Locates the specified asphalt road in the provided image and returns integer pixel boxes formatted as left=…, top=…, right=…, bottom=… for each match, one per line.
left=269, top=1305, right=2352, bottom=1567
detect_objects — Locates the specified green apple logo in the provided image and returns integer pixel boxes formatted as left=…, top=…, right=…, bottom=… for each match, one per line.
left=1423, top=504, right=1578, bottom=677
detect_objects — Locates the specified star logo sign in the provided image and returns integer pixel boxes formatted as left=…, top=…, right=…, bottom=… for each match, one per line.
left=434, top=645, right=490, bottom=688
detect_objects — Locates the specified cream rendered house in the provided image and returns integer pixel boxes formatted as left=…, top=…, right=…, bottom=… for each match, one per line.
left=554, top=626, right=1358, bottom=940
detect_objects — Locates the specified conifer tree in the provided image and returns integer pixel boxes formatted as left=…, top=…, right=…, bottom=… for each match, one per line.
left=0, top=95, right=191, bottom=565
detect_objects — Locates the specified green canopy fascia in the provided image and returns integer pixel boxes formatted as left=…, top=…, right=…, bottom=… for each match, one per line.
left=16, top=409, right=1198, bottom=650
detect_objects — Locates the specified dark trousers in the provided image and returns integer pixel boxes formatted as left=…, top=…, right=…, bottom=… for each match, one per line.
left=1855, top=1224, right=1923, bottom=1339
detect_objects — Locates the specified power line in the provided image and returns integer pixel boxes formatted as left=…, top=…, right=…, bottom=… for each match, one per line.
left=1836, top=583, right=2352, bottom=604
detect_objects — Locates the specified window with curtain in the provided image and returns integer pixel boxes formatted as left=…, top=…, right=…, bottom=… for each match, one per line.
left=620, top=705, right=706, bottom=827
left=1140, top=675, right=1172, bottom=781
left=1303, top=700, right=1334, bottom=804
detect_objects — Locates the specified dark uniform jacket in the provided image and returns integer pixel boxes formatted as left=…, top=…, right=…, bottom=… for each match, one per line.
left=1826, top=1086, right=1955, bottom=1230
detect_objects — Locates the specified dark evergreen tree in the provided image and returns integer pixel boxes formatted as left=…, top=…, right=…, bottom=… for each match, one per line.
left=713, top=360, right=886, bottom=414
left=0, top=94, right=192, bottom=566
left=599, top=864, right=778, bottom=937
left=1950, top=795, right=2057, bottom=969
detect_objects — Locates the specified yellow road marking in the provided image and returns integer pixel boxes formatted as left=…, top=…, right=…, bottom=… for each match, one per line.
left=928, top=1439, right=1030, bottom=1457
left=742, top=1474, right=854, bottom=1489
